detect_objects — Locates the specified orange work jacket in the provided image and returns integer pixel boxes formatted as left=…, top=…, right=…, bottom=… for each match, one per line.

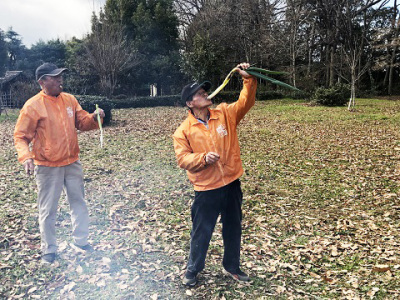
left=173, top=77, right=257, bottom=191
left=14, top=91, right=100, bottom=167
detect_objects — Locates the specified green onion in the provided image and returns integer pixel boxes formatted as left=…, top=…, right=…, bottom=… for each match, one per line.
left=246, top=70, right=300, bottom=91
left=247, top=67, right=288, bottom=76
left=95, top=104, right=103, bottom=148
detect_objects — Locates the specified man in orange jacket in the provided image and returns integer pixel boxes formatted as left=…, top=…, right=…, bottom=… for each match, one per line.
left=173, top=63, right=257, bottom=286
left=14, top=63, right=105, bottom=264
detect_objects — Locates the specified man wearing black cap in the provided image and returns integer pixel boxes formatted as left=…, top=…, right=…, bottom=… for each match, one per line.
left=173, top=63, right=257, bottom=286
left=14, top=63, right=105, bottom=264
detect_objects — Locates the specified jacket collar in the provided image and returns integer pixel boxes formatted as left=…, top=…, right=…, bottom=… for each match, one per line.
left=40, top=90, right=63, bottom=100
left=187, top=108, right=218, bottom=126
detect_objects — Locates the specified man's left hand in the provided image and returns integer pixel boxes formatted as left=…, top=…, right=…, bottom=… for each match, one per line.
left=93, top=108, right=105, bottom=120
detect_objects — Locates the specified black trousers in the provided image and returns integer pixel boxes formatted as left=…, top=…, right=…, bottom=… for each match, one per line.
left=187, top=179, right=243, bottom=274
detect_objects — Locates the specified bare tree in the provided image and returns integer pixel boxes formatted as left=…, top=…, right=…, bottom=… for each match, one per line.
left=336, top=0, right=389, bottom=109
left=286, top=0, right=312, bottom=87
left=386, top=0, right=400, bottom=95
left=178, top=0, right=285, bottom=83
left=85, top=15, right=140, bottom=97
left=174, top=0, right=207, bottom=28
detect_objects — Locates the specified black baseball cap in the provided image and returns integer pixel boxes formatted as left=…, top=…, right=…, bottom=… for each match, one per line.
left=180, top=81, right=212, bottom=106
left=36, top=63, right=67, bottom=81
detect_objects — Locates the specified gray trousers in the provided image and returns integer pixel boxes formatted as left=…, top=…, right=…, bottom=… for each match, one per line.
left=35, top=160, right=89, bottom=254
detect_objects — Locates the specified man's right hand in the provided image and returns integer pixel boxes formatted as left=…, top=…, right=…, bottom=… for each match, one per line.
left=235, top=62, right=253, bottom=79
left=23, top=158, right=34, bottom=176
left=205, top=152, right=220, bottom=165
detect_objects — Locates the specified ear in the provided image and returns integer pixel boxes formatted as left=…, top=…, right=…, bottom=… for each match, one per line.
left=186, top=100, right=193, bottom=108
left=38, top=79, right=44, bottom=88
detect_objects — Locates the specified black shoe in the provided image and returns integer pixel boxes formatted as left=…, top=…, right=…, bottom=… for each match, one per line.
left=223, top=268, right=250, bottom=282
left=41, top=253, right=56, bottom=264
left=182, top=271, right=197, bottom=286
left=71, top=243, right=94, bottom=252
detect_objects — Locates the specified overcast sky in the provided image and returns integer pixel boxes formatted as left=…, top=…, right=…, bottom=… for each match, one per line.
left=0, top=0, right=396, bottom=48
left=0, top=0, right=106, bottom=48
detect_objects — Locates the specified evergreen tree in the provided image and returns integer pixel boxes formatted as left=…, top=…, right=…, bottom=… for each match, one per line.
left=29, top=39, right=67, bottom=68
left=5, top=28, right=26, bottom=70
left=0, top=29, right=7, bottom=76
left=132, top=0, right=182, bottom=94
left=103, top=0, right=183, bottom=95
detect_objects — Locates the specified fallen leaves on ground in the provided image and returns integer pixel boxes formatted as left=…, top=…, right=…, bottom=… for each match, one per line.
left=1, top=99, right=400, bottom=299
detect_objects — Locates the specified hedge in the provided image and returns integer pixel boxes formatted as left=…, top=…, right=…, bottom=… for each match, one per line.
left=76, top=90, right=287, bottom=125
left=76, top=95, right=113, bottom=125
left=111, top=95, right=180, bottom=108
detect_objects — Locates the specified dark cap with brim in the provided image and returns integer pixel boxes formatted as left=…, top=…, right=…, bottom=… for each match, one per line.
left=180, top=81, right=212, bottom=106
left=36, top=63, right=67, bottom=81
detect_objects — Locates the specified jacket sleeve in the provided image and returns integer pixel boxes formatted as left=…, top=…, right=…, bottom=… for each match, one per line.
left=14, top=106, right=39, bottom=164
left=226, top=77, right=257, bottom=125
left=173, top=130, right=207, bottom=173
left=74, top=98, right=100, bottom=131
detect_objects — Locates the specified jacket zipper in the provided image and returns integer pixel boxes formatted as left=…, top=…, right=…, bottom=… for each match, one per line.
left=208, top=122, right=226, bottom=186
left=56, top=97, right=72, bottom=164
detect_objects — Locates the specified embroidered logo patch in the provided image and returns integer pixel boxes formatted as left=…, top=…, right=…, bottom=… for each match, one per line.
left=66, top=107, right=73, bottom=118
left=216, top=124, right=228, bottom=137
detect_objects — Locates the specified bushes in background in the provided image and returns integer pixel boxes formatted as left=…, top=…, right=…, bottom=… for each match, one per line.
left=77, top=95, right=113, bottom=125
left=312, top=84, right=350, bottom=106
left=111, top=95, right=180, bottom=108
left=77, top=90, right=288, bottom=125
left=77, top=95, right=181, bottom=125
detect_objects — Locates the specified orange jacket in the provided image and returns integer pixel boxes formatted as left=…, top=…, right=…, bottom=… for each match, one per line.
left=173, top=77, right=257, bottom=191
left=14, top=91, right=100, bottom=167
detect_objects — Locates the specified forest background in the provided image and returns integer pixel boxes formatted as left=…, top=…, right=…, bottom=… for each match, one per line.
left=1, top=0, right=400, bottom=102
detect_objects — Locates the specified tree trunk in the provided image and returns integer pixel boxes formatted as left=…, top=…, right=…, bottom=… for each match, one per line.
left=387, top=0, right=399, bottom=95
left=388, top=46, right=397, bottom=95
left=291, top=35, right=297, bottom=87
left=307, top=23, right=315, bottom=77
left=329, top=46, right=335, bottom=87
left=325, top=45, right=331, bottom=87
left=348, top=66, right=356, bottom=110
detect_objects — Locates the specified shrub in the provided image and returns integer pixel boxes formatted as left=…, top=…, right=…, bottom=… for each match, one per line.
left=312, top=84, right=350, bottom=106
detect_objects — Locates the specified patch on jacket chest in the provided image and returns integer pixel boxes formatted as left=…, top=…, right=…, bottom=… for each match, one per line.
left=66, top=106, right=74, bottom=118
left=216, top=124, right=228, bottom=137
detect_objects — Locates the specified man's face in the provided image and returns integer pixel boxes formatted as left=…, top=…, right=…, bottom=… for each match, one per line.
left=187, top=88, right=212, bottom=109
left=39, top=75, right=63, bottom=97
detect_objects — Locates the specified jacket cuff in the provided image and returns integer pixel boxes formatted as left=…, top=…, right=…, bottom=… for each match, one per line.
left=243, top=77, right=257, bottom=84
left=19, top=154, right=33, bottom=164
left=202, top=153, right=208, bottom=167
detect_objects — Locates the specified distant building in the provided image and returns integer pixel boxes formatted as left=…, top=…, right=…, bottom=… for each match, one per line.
left=0, top=71, right=30, bottom=108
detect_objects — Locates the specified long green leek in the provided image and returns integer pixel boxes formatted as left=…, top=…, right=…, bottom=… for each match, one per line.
left=246, top=70, right=300, bottom=92
left=207, top=66, right=300, bottom=99
left=95, top=104, right=103, bottom=148
left=247, top=67, right=288, bottom=76
left=207, top=68, right=237, bottom=99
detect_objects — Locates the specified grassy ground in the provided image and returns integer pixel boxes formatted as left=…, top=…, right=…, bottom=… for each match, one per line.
left=0, top=99, right=399, bottom=299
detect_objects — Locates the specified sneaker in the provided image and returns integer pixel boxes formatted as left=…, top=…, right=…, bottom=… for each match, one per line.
left=223, top=268, right=250, bottom=282
left=71, top=243, right=94, bottom=252
left=41, top=253, right=56, bottom=264
left=182, top=271, right=197, bottom=286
